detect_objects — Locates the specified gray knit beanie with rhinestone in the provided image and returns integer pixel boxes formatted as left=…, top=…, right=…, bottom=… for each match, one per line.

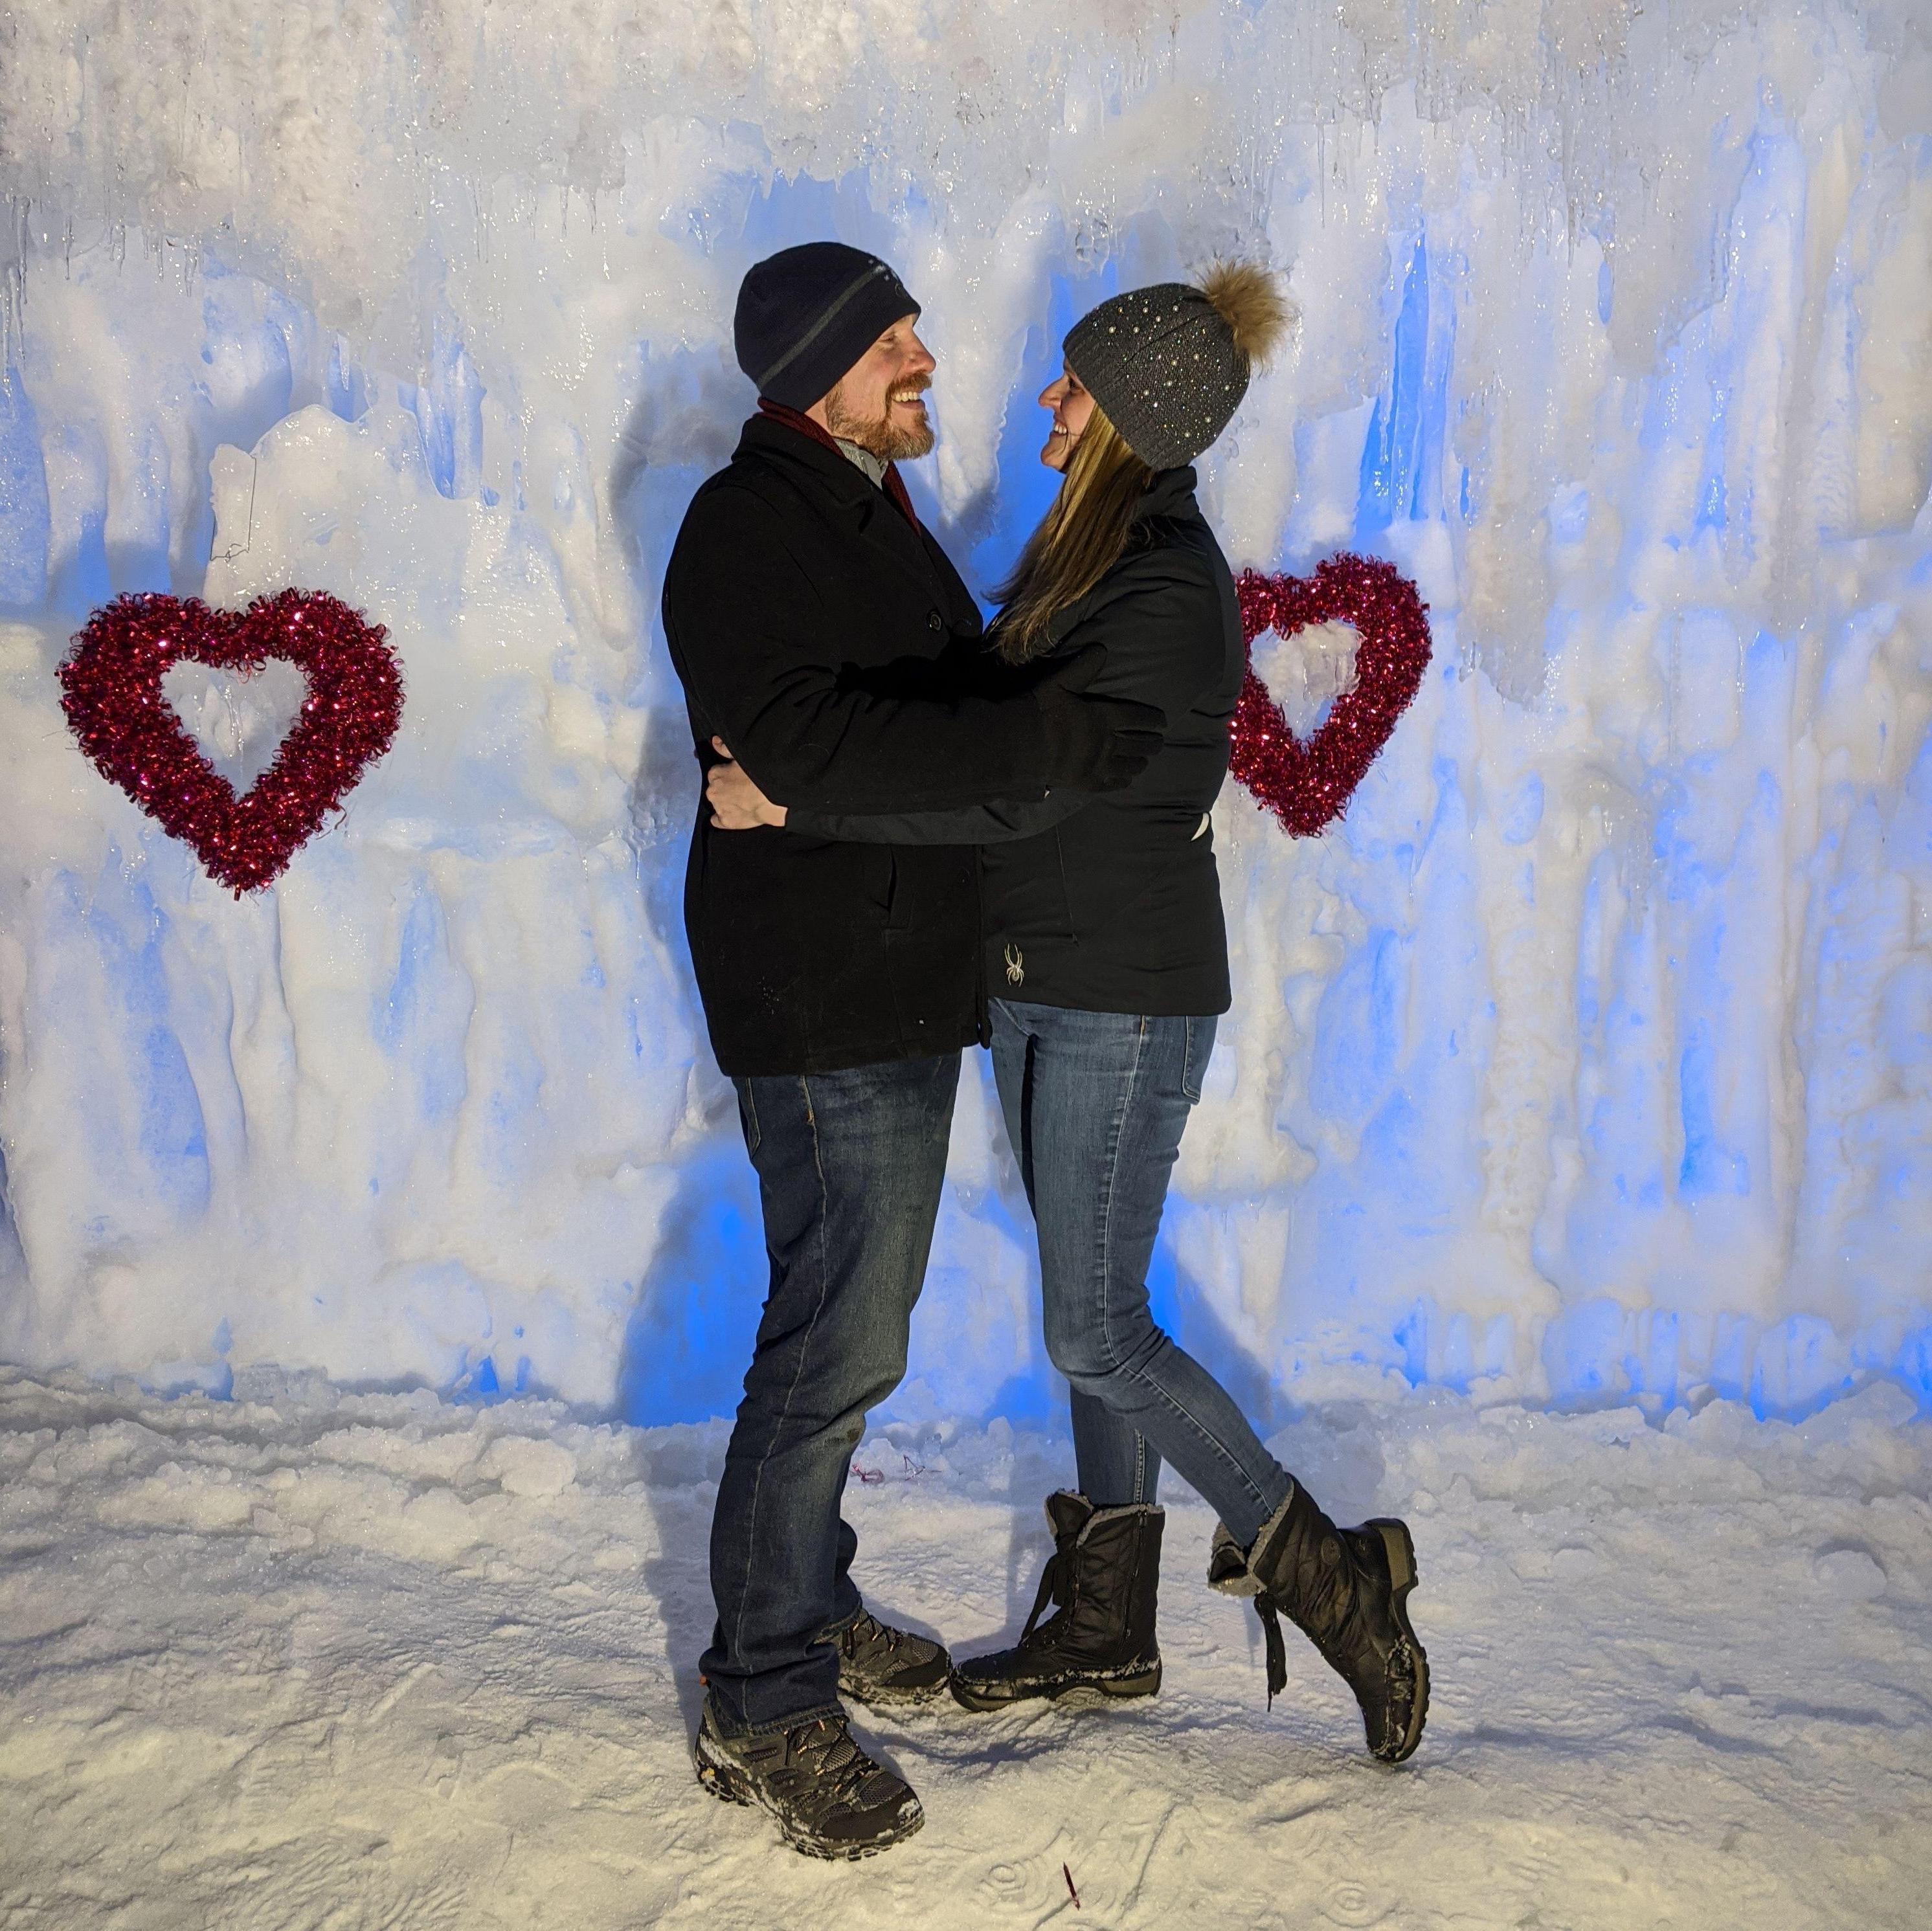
left=1063, top=263, right=1292, bottom=469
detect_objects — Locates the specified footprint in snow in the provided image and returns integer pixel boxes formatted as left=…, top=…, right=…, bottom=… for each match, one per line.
left=1549, top=1544, right=1602, bottom=1579
left=1812, top=1545, right=1887, bottom=1599
left=1320, top=1877, right=1393, bottom=1926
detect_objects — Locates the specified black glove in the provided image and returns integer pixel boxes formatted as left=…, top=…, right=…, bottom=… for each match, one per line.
left=1031, top=645, right=1166, bottom=793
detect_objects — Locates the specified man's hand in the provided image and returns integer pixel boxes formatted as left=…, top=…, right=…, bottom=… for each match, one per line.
left=707, top=738, right=788, bottom=829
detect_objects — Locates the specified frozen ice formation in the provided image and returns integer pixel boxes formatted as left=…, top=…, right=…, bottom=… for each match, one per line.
left=0, top=2, right=1927, bottom=1419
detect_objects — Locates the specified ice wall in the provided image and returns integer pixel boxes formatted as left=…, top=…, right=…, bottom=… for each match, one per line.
left=1, top=1, right=1929, bottom=1422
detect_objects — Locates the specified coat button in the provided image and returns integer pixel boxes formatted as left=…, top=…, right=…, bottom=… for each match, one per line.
left=927, top=610, right=943, bottom=632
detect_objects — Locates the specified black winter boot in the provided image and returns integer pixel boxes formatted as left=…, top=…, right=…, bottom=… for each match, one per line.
left=826, top=1606, right=950, bottom=1706
left=1210, top=1486, right=1428, bottom=1763
left=950, top=1492, right=1163, bottom=1712
left=692, top=1702, right=924, bottom=1859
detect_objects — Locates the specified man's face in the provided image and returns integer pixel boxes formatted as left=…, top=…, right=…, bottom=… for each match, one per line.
left=817, top=316, right=936, bottom=461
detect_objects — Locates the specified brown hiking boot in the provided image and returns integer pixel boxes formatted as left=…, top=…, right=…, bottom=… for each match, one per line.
left=826, top=1605, right=950, bottom=1706
left=693, top=1703, right=924, bottom=1859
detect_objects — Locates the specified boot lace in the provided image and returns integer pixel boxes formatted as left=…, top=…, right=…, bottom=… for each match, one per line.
left=836, top=1610, right=899, bottom=1670
left=780, top=1715, right=879, bottom=1813
left=1252, top=1597, right=1289, bottom=1708
left=1018, top=1547, right=1073, bottom=1647
left=1253, top=1524, right=1352, bottom=1710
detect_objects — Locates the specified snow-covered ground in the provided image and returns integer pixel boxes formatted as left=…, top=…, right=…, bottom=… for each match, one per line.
left=3, top=1366, right=1927, bottom=1930
left=6, top=1, right=1932, bottom=1423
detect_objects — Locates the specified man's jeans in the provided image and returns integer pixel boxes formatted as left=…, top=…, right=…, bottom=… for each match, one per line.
left=991, top=999, right=1292, bottom=1546
left=701, top=1051, right=960, bottom=1735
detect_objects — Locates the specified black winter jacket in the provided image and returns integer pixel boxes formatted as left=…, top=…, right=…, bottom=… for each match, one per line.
left=789, top=467, right=1244, bottom=1018
left=662, top=416, right=1077, bottom=1076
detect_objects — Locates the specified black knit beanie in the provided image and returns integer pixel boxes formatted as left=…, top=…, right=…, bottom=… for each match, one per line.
left=734, top=243, right=921, bottom=410
left=1064, top=283, right=1250, bottom=470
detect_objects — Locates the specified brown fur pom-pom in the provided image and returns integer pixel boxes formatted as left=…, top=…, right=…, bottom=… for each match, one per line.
left=1199, top=261, right=1294, bottom=369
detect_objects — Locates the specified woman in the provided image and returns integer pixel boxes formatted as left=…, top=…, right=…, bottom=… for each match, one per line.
left=706, top=265, right=1428, bottom=1763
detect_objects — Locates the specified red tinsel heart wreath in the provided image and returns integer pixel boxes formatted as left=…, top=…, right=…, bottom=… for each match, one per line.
left=58, top=590, right=403, bottom=895
left=1231, top=554, right=1432, bottom=836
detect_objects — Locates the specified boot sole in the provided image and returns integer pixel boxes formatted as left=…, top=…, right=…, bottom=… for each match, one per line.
left=948, top=1660, right=1163, bottom=1714
left=691, top=1728, right=925, bottom=1860
left=1367, top=1518, right=1430, bottom=1764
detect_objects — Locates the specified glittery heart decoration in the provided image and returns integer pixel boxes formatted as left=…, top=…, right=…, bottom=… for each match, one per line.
left=59, top=590, right=403, bottom=894
left=1231, top=555, right=1432, bottom=836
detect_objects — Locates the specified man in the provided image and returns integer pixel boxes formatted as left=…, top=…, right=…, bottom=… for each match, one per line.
left=659, top=241, right=1161, bottom=1859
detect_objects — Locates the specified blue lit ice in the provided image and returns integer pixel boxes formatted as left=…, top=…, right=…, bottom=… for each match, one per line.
left=0, top=1, right=1927, bottom=1431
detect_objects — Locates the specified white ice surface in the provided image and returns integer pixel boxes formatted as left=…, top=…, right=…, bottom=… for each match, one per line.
left=3, top=1366, right=1928, bottom=1928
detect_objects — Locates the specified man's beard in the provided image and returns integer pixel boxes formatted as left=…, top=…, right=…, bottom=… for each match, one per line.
left=826, top=376, right=935, bottom=461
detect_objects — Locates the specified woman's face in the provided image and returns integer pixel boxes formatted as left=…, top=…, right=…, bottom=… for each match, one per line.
left=1039, top=361, right=1095, bottom=472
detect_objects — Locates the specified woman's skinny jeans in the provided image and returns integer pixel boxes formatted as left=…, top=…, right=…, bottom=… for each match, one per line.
left=990, top=999, right=1292, bottom=1545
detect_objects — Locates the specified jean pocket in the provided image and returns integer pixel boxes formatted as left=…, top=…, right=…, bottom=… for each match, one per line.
left=737, top=1080, right=761, bottom=1154
left=1180, top=1016, right=1217, bottom=1104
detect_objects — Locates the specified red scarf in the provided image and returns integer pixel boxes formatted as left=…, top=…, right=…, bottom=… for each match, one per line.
left=756, top=397, right=921, bottom=531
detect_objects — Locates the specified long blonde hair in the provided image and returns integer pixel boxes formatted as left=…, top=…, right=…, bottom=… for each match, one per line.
left=993, top=406, right=1153, bottom=661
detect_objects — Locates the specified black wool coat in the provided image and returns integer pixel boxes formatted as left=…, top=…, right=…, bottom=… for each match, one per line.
left=660, top=415, right=1065, bottom=1077
left=789, top=467, right=1246, bottom=1018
